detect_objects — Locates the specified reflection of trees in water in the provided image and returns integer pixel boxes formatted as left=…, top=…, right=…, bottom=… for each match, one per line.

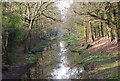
left=33, top=57, right=44, bottom=79
left=34, top=62, right=43, bottom=79
left=26, top=69, right=31, bottom=80
left=24, top=58, right=43, bottom=79
left=23, top=41, right=87, bottom=79
left=25, top=44, right=56, bottom=79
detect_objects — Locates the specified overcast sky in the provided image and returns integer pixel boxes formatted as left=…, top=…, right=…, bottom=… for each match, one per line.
left=55, top=0, right=73, bottom=19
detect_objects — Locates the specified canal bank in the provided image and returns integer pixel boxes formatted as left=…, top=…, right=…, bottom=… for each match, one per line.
left=2, top=37, right=56, bottom=80
left=66, top=37, right=120, bottom=79
left=21, top=41, right=88, bottom=79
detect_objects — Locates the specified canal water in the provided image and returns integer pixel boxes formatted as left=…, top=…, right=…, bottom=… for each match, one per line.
left=23, top=41, right=88, bottom=79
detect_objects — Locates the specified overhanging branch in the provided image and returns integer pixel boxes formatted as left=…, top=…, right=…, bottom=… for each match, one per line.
left=42, top=12, right=62, bottom=22
left=73, top=10, right=116, bottom=25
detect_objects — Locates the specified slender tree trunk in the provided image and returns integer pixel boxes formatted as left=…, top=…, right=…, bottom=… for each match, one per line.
left=98, top=25, right=101, bottom=39
left=117, top=2, right=120, bottom=42
left=110, top=6, right=118, bottom=42
left=107, top=22, right=114, bottom=41
left=105, top=3, right=114, bottom=41
left=3, top=32, right=12, bottom=65
left=94, top=27, right=97, bottom=39
left=89, top=22, right=95, bottom=42
left=28, top=20, right=34, bottom=51
left=85, top=25, right=88, bottom=44
left=100, top=22, right=104, bottom=37
left=28, top=29, right=32, bottom=51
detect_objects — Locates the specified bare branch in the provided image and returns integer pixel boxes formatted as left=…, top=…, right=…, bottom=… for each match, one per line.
left=34, top=2, right=54, bottom=19
left=42, top=12, right=61, bottom=22
left=73, top=10, right=116, bottom=25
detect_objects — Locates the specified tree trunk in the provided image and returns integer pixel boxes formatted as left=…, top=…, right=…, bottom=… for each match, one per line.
left=105, top=3, right=114, bottom=41
left=28, top=29, right=32, bottom=52
left=28, top=20, right=34, bottom=52
left=3, top=32, right=12, bottom=65
left=94, top=27, right=97, bottom=39
left=107, top=21, right=114, bottom=41
left=98, top=25, right=101, bottom=39
left=85, top=25, right=88, bottom=44
left=117, top=2, right=120, bottom=42
left=100, top=22, right=104, bottom=37
left=89, top=22, right=95, bottom=42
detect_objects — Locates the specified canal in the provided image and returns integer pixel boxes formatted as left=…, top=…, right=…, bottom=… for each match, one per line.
left=22, top=40, right=88, bottom=79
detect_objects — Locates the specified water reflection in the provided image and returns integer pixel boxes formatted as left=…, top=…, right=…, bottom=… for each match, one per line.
left=51, top=41, right=69, bottom=79
left=51, top=41, right=84, bottom=79
left=23, top=41, right=88, bottom=79
left=59, top=41, right=67, bottom=52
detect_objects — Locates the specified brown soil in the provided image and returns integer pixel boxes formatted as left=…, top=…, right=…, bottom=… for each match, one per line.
left=84, top=37, right=120, bottom=79
left=88, top=36, right=120, bottom=53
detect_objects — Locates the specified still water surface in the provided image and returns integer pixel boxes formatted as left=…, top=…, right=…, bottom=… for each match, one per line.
left=24, top=41, right=88, bottom=79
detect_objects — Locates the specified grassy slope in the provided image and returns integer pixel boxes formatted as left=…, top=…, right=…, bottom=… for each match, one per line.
left=62, top=36, right=120, bottom=79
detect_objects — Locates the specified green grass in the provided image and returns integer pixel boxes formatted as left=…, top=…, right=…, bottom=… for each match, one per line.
left=73, top=47, right=119, bottom=79
left=74, top=53, right=83, bottom=63
left=31, top=39, right=53, bottom=52
left=60, top=36, right=78, bottom=42
left=89, top=66, right=119, bottom=79
left=8, top=53, right=39, bottom=64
